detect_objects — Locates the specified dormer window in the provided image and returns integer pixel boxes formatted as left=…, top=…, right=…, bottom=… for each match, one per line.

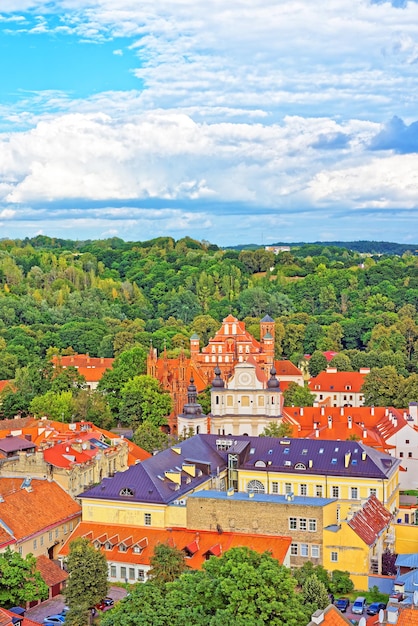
left=119, top=487, right=134, bottom=497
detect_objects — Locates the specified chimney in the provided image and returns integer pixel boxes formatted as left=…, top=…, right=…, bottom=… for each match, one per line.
left=328, top=416, right=332, bottom=429
left=321, top=407, right=325, bottom=416
left=359, top=367, right=370, bottom=374
left=344, top=452, right=351, bottom=468
left=300, top=407, right=304, bottom=416
left=363, top=429, right=367, bottom=439
left=309, top=459, right=313, bottom=468
left=315, top=429, right=319, bottom=438
left=340, top=407, right=344, bottom=416
left=326, top=367, right=337, bottom=374
left=348, top=415, right=352, bottom=429
left=310, top=610, right=324, bottom=625
left=362, top=451, right=367, bottom=461
left=371, top=405, right=375, bottom=416
left=409, top=402, right=418, bottom=426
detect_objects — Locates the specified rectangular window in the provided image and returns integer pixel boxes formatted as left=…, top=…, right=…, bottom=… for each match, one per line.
left=55, top=529, right=59, bottom=538
left=271, top=481, right=279, bottom=494
left=315, top=485, right=323, bottom=497
left=409, top=452, right=413, bottom=458
left=18, top=546, right=22, bottom=555
left=110, top=566, right=117, bottom=578
left=138, top=570, right=145, bottom=581
left=129, top=568, right=135, bottom=580
left=351, top=487, right=358, bottom=499
left=40, top=536, right=44, bottom=546
left=332, top=486, right=340, bottom=498
left=289, top=517, right=297, bottom=530
left=49, top=531, right=53, bottom=542
left=309, top=519, right=317, bottom=532
left=33, top=539, right=37, bottom=550
left=311, top=545, right=320, bottom=559
left=290, top=543, right=298, bottom=556
left=301, top=544, right=309, bottom=557
left=285, top=483, right=292, bottom=494
left=63, top=524, right=67, bottom=534
left=299, top=484, right=307, bottom=496
left=331, top=551, right=338, bottom=562
left=144, top=513, right=152, bottom=526
left=299, top=518, right=307, bottom=531
left=121, top=566, right=127, bottom=580
left=369, top=488, right=377, bottom=497
left=406, top=440, right=410, bottom=444
left=400, top=452, right=404, bottom=457
left=226, top=396, right=233, bottom=407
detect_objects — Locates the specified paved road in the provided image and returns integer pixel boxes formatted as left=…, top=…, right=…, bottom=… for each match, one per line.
left=24, top=587, right=127, bottom=624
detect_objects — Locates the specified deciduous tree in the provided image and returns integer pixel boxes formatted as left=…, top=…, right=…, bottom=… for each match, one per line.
left=0, top=548, right=48, bottom=607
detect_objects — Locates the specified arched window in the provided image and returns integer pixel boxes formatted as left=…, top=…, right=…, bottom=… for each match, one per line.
left=246, top=480, right=265, bottom=494
left=119, top=487, right=134, bottom=497
left=254, top=460, right=267, bottom=467
left=294, top=463, right=306, bottom=470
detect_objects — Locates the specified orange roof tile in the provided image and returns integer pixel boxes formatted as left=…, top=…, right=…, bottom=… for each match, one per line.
left=36, top=554, right=68, bottom=586
left=0, top=478, right=81, bottom=546
left=308, top=370, right=367, bottom=393
left=307, top=604, right=353, bottom=625
left=397, top=606, right=418, bottom=625
left=59, top=522, right=291, bottom=569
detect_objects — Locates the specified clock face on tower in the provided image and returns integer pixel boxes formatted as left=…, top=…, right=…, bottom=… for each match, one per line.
left=238, top=371, right=251, bottom=386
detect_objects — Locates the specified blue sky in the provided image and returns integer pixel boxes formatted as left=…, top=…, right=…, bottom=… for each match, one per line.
left=1, top=1, right=418, bottom=246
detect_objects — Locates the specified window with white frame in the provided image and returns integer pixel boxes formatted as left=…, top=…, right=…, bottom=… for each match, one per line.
left=129, top=568, right=135, bottom=580
left=144, top=513, right=152, bottom=526
left=309, top=519, right=317, bottom=532
left=351, top=487, right=358, bottom=499
left=331, top=551, right=338, bottom=562
left=285, top=483, right=292, bottom=494
left=33, top=539, right=37, bottom=550
left=121, top=566, right=127, bottom=579
left=290, top=543, right=298, bottom=556
left=311, top=545, right=320, bottom=559
left=271, top=481, right=279, bottom=494
left=289, top=517, right=297, bottom=530
left=247, top=480, right=265, bottom=494
left=299, top=518, right=307, bottom=531
left=110, top=565, right=116, bottom=578
left=299, top=484, right=307, bottom=496
left=315, top=485, right=323, bottom=497
left=332, top=485, right=340, bottom=498
left=369, top=488, right=377, bottom=497
left=301, top=544, right=309, bottom=557
left=138, top=570, right=145, bottom=581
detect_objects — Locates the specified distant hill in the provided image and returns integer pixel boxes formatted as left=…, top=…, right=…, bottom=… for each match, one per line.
left=227, top=240, right=418, bottom=255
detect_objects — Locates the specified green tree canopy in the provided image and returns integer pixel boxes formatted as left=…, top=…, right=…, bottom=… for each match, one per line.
left=0, top=548, right=48, bottom=607
left=361, top=366, right=402, bottom=407
left=119, top=375, right=172, bottom=428
left=133, top=421, right=171, bottom=454
left=260, top=421, right=294, bottom=438
left=64, top=537, right=108, bottom=625
left=147, top=543, right=188, bottom=588
left=283, top=382, right=315, bottom=407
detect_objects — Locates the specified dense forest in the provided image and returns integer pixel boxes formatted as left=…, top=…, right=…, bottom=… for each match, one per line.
left=0, top=235, right=417, bottom=424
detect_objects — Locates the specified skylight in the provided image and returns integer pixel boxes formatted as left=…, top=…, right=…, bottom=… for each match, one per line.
left=331, top=458, right=337, bottom=464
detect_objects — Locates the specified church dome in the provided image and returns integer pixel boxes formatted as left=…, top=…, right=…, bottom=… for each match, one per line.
left=267, top=366, right=281, bottom=389
left=212, top=365, right=225, bottom=388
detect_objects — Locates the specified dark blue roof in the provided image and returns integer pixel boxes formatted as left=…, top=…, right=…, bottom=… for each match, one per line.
left=79, top=435, right=227, bottom=505
left=79, top=434, right=399, bottom=505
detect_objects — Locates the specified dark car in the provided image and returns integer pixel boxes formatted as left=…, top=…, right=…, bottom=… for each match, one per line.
left=367, top=602, right=387, bottom=615
left=334, top=597, right=350, bottom=612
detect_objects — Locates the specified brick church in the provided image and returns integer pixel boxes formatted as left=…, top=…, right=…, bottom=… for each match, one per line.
left=147, top=314, right=303, bottom=432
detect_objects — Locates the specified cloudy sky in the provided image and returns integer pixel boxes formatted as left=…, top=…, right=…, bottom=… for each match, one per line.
left=1, top=0, right=418, bottom=246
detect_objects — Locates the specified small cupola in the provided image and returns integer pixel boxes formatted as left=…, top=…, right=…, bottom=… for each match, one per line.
left=267, top=366, right=280, bottom=389
left=212, top=364, right=225, bottom=388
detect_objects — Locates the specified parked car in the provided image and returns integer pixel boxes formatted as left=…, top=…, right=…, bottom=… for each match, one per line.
left=43, top=616, right=65, bottom=625
left=95, top=597, right=114, bottom=611
left=352, top=596, right=366, bottom=614
left=334, top=597, right=350, bottom=612
left=367, top=602, right=387, bottom=615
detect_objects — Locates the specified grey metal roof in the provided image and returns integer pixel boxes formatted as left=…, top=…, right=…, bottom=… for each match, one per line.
left=395, top=553, right=418, bottom=569
left=0, top=437, right=35, bottom=453
left=189, top=490, right=335, bottom=507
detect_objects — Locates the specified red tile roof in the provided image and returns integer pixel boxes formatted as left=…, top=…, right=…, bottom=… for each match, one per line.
left=307, top=604, right=353, bottom=625
left=397, top=606, right=418, bottom=625
left=0, top=608, right=40, bottom=626
left=36, top=554, right=68, bottom=586
left=52, top=354, right=114, bottom=383
left=0, top=478, right=81, bottom=546
left=59, top=522, right=291, bottom=569
left=308, top=370, right=367, bottom=393
left=348, top=495, right=392, bottom=546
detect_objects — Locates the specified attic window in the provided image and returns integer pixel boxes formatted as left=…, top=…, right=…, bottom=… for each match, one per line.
left=351, top=459, right=358, bottom=465
left=331, top=458, right=337, bottom=464
left=255, top=460, right=267, bottom=468
left=250, top=448, right=255, bottom=455
left=334, top=447, right=339, bottom=452
left=119, top=487, right=134, bottom=497
left=268, top=449, right=273, bottom=454
left=284, top=448, right=289, bottom=454
left=294, top=463, right=306, bottom=470
left=319, top=448, right=324, bottom=454
left=301, top=449, right=308, bottom=455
